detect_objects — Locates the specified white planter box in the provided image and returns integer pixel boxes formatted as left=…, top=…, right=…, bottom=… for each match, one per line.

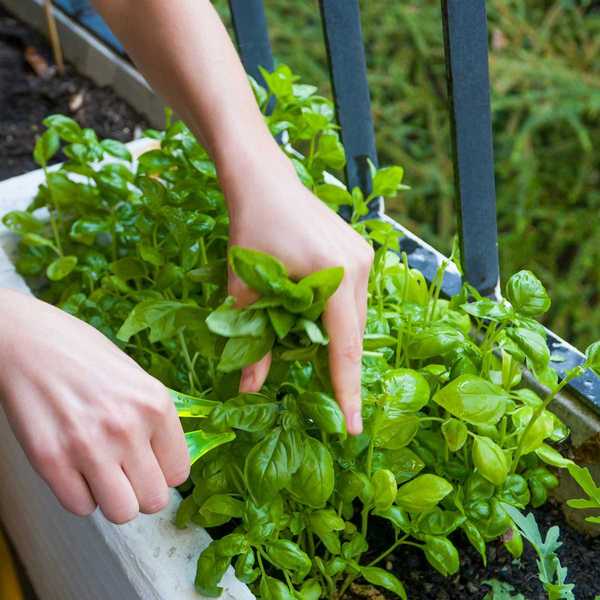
left=0, top=141, right=253, bottom=600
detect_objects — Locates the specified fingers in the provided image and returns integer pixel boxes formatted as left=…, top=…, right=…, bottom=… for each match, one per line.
left=122, top=442, right=170, bottom=514
left=323, top=285, right=364, bottom=435
left=151, top=401, right=191, bottom=488
left=229, top=269, right=271, bottom=393
left=84, top=463, right=139, bottom=524
left=240, top=352, right=272, bottom=393
left=44, top=465, right=97, bottom=517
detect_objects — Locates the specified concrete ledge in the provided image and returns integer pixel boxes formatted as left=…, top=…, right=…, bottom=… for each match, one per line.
left=0, top=143, right=253, bottom=600
left=0, top=0, right=166, bottom=127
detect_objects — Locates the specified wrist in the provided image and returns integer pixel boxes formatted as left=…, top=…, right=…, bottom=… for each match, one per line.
left=214, top=135, right=298, bottom=209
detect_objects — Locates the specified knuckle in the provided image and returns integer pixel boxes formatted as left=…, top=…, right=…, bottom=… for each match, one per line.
left=139, top=490, right=169, bottom=514
left=30, top=443, right=63, bottom=473
left=335, top=336, right=363, bottom=364
left=166, top=464, right=191, bottom=488
left=100, top=414, right=135, bottom=443
left=103, top=503, right=138, bottom=525
left=62, top=496, right=97, bottom=518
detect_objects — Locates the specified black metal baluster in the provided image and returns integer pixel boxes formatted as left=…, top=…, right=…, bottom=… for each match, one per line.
left=319, top=0, right=379, bottom=212
left=441, top=0, right=499, bottom=297
left=228, top=0, right=274, bottom=87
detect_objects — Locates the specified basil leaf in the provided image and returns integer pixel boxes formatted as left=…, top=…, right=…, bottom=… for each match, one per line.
left=360, top=567, right=407, bottom=600
left=169, top=388, right=219, bottom=418
left=423, top=535, right=459, bottom=576
left=217, top=330, right=275, bottom=372
left=185, top=430, right=235, bottom=465
left=229, top=245, right=288, bottom=296
left=382, top=368, right=430, bottom=412
left=264, top=540, right=312, bottom=579
left=244, top=428, right=302, bottom=505
left=47, top=255, right=78, bottom=281
left=433, top=374, right=509, bottom=426
left=100, top=139, right=132, bottom=161
left=298, top=391, right=345, bottom=435
left=472, top=436, right=510, bottom=486
left=209, top=393, right=279, bottom=432
left=396, top=474, right=453, bottom=512
left=506, top=270, right=551, bottom=316
left=288, top=437, right=334, bottom=508
left=442, top=418, right=468, bottom=452
left=372, top=469, right=397, bottom=511
left=207, top=299, right=269, bottom=337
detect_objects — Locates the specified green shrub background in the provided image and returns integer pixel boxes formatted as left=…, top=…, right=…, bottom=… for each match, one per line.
left=214, top=0, right=600, bottom=350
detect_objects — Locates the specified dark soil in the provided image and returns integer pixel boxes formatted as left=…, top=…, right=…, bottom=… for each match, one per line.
left=346, top=500, right=600, bottom=600
left=0, top=5, right=147, bottom=180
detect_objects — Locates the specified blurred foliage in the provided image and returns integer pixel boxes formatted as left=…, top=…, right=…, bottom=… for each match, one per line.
left=213, top=0, right=600, bottom=349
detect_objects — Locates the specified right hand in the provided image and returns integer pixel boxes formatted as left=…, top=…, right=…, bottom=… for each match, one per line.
left=0, top=288, right=190, bottom=524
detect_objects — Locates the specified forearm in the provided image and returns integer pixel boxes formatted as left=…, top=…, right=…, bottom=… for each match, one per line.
left=91, top=0, right=287, bottom=178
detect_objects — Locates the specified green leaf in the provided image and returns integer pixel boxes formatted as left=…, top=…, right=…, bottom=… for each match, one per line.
left=433, top=374, right=509, bottom=426
left=169, top=388, right=219, bottom=418
left=259, top=575, right=295, bottom=600
left=288, top=437, right=334, bottom=508
left=70, top=217, right=109, bottom=245
left=314, top=133, right=345, bottom=169
left=209, top=393, right=279, bottom=432
left=34, top=128, right=60, bottom=166
left=21, top=232, right=58, bottom=251
left=309, top=509, right=344, bottom=554
left=299, top=318, right=328, bottom=345
left=117, top=300, right=186, bottom=343
left=535, top=444, right=574, bottom=469
left=360, top=567, right=407, bottom=600
left=372, top=469, right=397, bottom=511
left=2, top=210, right=43, bottom=235
left=373, top=412, right=419, bottom=450
left=371, top=165, right=405, bottom=198
left=396, top=474, right=453, bottom=512
left=408, top=324, right=466, bottom=359
left=298, top=391, right=345, bottom=434
left=372, top=447, right=425, bottom=483
left=229, top=246, right=288, bottom=296
left=244, top=428, right=302, bottom=505
left=506, top=270, right=551, bottom=317
left=110, top=257, right=147, bottom=280
left=46, top=255, right=78, bottom=281
left=43, top=114, right=83, bottom=142
left=442, top=418, right=468, bottom=452
left=508, top=327, right=550, bottom=370
left=382, top=368, right=430, bottom=412
left=472, top=436, right=510, bottom=486
left=100, top=139, right=132, bottom=161
left=314, top=183, right=353, bottom=208
left=217, top=330, right=275, bottom=372
left=483, top=579, right=525, bottom=600
left=207, top=299, right=269, bottom=338
left=372, top=506, right=410, bottom=532
left=264, top=540, right=311, bottom=578
left=267, top=307, right=296, bottom=338
left=423, top=535, right=460, bottom=576
left=585, top=341, right=600, bottom=373
left=185, top=430, right=235, bottom=466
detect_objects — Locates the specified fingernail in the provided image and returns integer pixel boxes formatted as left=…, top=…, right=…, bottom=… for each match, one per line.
left=350, top=410, right=363, bottom=435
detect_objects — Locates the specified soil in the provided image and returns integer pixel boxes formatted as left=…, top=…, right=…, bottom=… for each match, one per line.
left=0, top=5, right=147, bottom=181
left=343, top=499, right=600, bottom=599
left=2, top=5, right=600, bottom=600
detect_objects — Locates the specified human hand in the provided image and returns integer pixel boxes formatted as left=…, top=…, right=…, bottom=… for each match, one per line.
left=217, top=146, right=374, bottom=435
left=0, top=288, right=190, bottom=523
